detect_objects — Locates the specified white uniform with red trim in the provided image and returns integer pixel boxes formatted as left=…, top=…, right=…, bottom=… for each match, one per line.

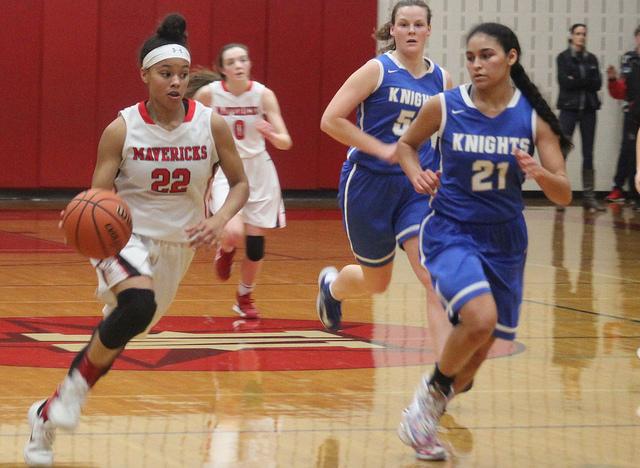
left=115, top=99, right=217, bottom=242
left=207, top=80, right=285, bottom=229
left=92, top=99, right=217, bottom=332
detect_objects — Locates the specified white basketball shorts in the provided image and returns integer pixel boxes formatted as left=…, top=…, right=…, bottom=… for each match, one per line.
left=211, top=151, right=286, bottom=229
left=91, top=233, right=195, bottom=334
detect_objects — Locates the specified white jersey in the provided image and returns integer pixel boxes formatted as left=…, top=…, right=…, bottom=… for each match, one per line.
left=115, top=100, right=217, bottom=243
left=209, top=80, right=266, bottom=159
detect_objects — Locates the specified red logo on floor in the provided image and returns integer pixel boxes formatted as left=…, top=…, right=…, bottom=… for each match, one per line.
left=0, top=316, right=522, bottom=371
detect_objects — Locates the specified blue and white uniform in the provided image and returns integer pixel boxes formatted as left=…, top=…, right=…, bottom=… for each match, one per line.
left=339, top=52, right=448, bottom=266
left=421, top=85, right=537, bottom=340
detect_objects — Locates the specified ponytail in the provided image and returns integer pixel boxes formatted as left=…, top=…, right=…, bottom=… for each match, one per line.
left=511, top=63, right=573, bottom=156
left=375, top=22, right=394, bottom=54
left=467, top=22, right=573, bottom=156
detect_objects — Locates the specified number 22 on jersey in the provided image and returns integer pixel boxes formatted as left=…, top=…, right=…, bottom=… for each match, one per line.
left=151, top=168, right=191, bottom=193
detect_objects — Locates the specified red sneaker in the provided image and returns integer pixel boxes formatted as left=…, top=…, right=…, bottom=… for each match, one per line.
left=605, top=187, right=625, bottom=203
left=233, top=292, right=260, bottom=319
left=214, top=248, right=235, bottom=281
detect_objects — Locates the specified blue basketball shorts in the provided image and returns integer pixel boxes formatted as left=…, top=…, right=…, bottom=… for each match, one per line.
left=420, top=212, right=528, bottom=340
left=338, top=161, right=430, bottom=267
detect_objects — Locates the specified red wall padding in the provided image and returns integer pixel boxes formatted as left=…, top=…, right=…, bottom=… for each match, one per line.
left=210, top=0, right=268, bottom=84
left=319, top=0, right=378, bottom=188
left=0, top=1, right=43, bottom=188
left=39, top=0, right=99, bottom=187
left=2, top=0, right=376, bottom=189
left=267, top=0, right=324, bottom=189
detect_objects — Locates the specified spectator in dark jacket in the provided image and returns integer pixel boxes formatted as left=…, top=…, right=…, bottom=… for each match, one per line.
left=605, top=25, right=640, bottom=209
left=556, top=23, right=604, bottom=211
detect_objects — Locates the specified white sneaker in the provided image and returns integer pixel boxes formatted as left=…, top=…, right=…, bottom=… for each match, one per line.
left=47, top=370, right=89, bottom=430
left=24, top=399, right=55, bottom=466
left=397, top=378, right=448, bottom=461
left=398, top=407, right=447, bottom=461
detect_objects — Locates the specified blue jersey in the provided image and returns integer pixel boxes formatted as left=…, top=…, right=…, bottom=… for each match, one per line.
left=348, top=52, right=447, bottom=174
left=431, top=85, right=536, bottom=223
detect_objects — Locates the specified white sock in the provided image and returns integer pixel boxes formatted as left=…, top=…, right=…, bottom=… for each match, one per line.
left=238, top=282, right=255, bottom=296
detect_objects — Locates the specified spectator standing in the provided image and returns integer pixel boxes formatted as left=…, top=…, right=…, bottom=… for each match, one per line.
left=605, top=25, right=640, bottom=209
left=556, top=23, right=604, bottom=212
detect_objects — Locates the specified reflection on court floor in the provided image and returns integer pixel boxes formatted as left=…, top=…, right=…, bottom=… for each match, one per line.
left=0, top=205, right=639, bottom=466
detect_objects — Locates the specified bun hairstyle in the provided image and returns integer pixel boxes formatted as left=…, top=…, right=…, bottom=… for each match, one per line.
left=467, top=22, right=574, bottom=156
left=374, top=0, right=432, bottom=54
left=139, top=13, right=189, bottom=65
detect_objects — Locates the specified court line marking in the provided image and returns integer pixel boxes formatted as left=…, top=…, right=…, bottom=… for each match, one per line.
left=2, top=422, right=640, bottom=439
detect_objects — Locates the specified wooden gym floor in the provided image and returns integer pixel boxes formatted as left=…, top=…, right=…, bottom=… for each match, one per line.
left=0, top=199, right=639, bottom=467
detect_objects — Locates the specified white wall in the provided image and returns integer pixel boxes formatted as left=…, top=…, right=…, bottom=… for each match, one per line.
left=377, top=0, right=640, bottom=191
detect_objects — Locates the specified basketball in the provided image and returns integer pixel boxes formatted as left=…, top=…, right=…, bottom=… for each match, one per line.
left=62, top=189, right=133, bottom=259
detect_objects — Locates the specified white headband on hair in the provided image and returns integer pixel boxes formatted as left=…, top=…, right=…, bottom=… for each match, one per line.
left=142, top=44, right=191, bottom=69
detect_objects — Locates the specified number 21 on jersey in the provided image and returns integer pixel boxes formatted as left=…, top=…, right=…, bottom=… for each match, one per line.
left=472, top=160, right=509, bottom=191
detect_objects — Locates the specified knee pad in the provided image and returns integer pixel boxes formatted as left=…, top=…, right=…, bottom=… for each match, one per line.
left=245, top=235, right=265, bottom=261
left=98, top=288, right=157, bottom=349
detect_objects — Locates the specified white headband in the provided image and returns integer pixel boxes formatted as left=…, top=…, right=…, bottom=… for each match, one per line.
left=142, top=44, right=191, bottom=69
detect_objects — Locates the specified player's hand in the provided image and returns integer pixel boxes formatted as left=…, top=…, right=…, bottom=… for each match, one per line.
left=635, top=170, right=640, bottom=195
left=513, top=147, right=543, bottom=180
left=185, top=216, right=226, bottom=249
left=410, top=169, right=440, bottom=195
left=379, top=143, right=398, bottom=164
left=255, top=119, right=275, bottom=139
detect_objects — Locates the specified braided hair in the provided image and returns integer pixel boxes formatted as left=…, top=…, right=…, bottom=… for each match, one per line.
left=466, top=22, right=573, bottom=155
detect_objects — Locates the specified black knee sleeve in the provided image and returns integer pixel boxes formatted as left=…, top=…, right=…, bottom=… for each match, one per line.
left=98, top=289, right=157, bottom=349
left=245, top=235, right=265, bottom=261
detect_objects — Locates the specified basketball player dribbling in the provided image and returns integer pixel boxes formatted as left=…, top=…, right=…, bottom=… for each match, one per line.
left=316, top=0, right=452, bottom=354
left=24, top=14, right=249, bottom=466
left=193, top=43, right=292, bottom=320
